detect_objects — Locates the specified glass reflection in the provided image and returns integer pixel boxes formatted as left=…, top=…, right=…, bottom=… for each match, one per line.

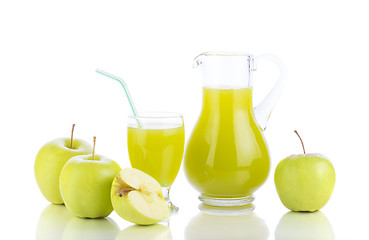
left=275, top=211, right=334, bottom=240
left=185, top=204, right=269, bottom=240
left=116, top=223, right=172, bottom=240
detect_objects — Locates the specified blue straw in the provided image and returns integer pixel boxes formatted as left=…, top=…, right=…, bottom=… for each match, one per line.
left=96, top=69, right=141, bottom=127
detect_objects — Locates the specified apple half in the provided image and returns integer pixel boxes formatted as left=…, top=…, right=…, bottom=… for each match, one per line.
left=111, top=168, right=170, bottom=225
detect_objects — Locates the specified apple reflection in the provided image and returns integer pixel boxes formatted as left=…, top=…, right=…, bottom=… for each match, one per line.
left=116, top=223, right=172, bottom=240
left=36, top=204, right=119, bottom=240
left=36, top=204, right=74, bottom=240
left=185, top=205, right=269, bottom=240
left=62, top=217, right=119, bottom=240
left=275, top=211, right=334, bottom=240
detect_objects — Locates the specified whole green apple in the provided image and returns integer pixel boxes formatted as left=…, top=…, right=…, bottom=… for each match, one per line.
left=60, top=137, right=121, bottom=218
left=35, top=124, right=92, bottom=204
left=274, top=130, right=335, bottom=212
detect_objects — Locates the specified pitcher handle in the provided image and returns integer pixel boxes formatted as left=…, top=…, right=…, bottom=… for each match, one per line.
left=253, top=54, right=287, bottom=131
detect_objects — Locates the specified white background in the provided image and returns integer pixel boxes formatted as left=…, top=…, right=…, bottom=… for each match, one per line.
left=1, top=0, right=368, bottom=239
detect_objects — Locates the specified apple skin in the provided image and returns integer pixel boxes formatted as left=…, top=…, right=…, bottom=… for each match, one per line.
left=111, top=192, right=167, bottom=225
left=35, top=138, right=92, bottom=204
left=274, top=154, right=335, bottom=212
left=59, top=154, right=121, bottom=218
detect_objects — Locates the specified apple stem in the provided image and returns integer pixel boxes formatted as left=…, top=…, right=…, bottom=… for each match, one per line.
left=294, top=130, right=306, bottom=154
left=70, top=124, right=75, bottom=149
left=92, top=136, right=96, bottom=160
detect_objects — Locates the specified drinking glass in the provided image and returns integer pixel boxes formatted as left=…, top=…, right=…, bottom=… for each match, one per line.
left=127, top=112, right=185, bottom=212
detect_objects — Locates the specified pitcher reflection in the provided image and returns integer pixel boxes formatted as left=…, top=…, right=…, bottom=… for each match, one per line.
left=275, top=211, right=334, bottom=240
left=185, top=205, right=269, bottom=240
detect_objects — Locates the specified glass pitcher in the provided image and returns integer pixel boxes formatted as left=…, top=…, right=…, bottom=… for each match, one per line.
left=184, top=52, right=286, bottom=207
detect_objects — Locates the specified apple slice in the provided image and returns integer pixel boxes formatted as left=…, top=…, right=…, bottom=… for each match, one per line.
left=111, top=168, right=170, bottom=225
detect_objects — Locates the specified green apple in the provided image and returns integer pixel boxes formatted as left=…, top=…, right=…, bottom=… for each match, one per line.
left=116, top=224, right=171, bottom=240
left=275, top=211, right=334, bottom=240
left=36, top=204, right=74, bottom=240
left=60, top=137, right=121, bottom=218
left=274, top=130, right=335, bottom=212
left=111, top=168, right=170, bottom=225
left=35, top=124, right=92, bottom=204
left=62, top=217, right=119, bottom=240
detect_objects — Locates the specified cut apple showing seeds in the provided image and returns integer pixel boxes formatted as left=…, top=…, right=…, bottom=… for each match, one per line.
left=111, top=168, right=170, bottom=225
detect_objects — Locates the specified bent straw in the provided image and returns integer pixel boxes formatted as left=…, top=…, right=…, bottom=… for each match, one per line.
left=96, top=69, right=142, bottom=127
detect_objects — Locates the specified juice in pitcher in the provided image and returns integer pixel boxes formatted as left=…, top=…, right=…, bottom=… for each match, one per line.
left=184, top=52, right=286, bottom=207
left=184, top=87, right=270, bottom=197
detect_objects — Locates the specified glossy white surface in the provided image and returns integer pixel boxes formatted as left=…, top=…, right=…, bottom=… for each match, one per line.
left=1, top=0, right=369, bottom=239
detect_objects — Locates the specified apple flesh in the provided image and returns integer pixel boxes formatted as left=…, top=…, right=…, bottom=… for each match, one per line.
left=35, top=138, right=92, bottom=204
left=111, top=168, right=170, bottom=225
left=59, top=154, right=121, bottom=218
left=275, top=154, right=335, bottom=212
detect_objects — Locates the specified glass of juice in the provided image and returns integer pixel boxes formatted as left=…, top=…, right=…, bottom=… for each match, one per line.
left=127, top=112, right=185, bottom=212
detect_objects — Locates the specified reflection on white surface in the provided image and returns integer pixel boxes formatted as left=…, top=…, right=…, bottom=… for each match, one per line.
left=116, top=223, right=172, bottom=240
left=275, top=211, right=334, bottom=240
left=36, top=204, right=74, bottom=240
left=62, top=217, right=119, bottom=240
left=36, top=204, right=120, bottom=240
left=185, top=205, right=269, bottom=240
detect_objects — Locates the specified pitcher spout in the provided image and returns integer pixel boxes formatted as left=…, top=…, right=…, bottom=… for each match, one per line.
left=192, top=52, right=206, bottom=68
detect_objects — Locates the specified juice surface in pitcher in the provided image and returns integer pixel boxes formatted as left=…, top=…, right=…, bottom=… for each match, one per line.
left=184, top=87, right=270, bottom=197
left=128, top=125, right=185, bottom=187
